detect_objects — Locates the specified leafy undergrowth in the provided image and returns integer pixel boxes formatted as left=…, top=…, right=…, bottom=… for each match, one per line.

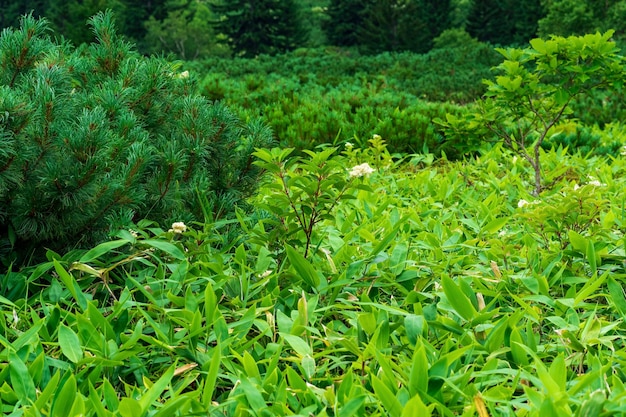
left=2, top=141, right=626, bottom=416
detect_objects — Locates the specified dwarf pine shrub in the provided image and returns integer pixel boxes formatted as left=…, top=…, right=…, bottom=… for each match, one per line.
left=0, top=12, right=273, bottom=265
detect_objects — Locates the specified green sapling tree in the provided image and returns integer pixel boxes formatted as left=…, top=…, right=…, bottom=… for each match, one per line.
left=441, top=31, right=625, bottom=195
left=0, top=12, right=273, bottom=264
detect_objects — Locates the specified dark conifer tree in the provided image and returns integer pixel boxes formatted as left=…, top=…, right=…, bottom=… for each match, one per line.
left=0, top=11, right=274, bottom=264
left=466, top=0, right=514, bottom=45
left=323, top=0, right=372, bottom=47
left=357, top=0, right=452, bottom=54
left=211, top=0, right=308, bottom=57
left=467, top=0, right=545, bottom=46
left=0, top=0, right=47, bottom=29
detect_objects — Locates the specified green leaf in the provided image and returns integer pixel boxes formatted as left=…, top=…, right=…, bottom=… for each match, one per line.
left=574, top=271, right=608, bottom=307
left=78, top=239, right=131, bottom=263
left=9, top=350, right=36, bottom=403
left=242, top=351, right=261, bottom=381
left=143, top=239, right=186, bottom=260
left=53, top=260, right=88, bottom=311
left=401, top=394, right=431, bottom=417
left=301, top=355, right=316, bottom=380
left=58, top=324, right=84, bottom=363
left=441, top=275, right=477, bottom=321
left=51, top=374, right=77, bottom=417
left=409, top=344, right=429, bottom=396
left=281, top=333, right=312, bottom=357
left=118, top=398, right=142, bottom=417
left=607, top=278, right=626, bottom=319
left=138, top=364, right=175, bottom=413
left=285, top=244, right=322, bottom=289
left=239, top=378, right=267, bottom=410
left=371, top=375, right=402, bottom=417
left=338, top=395, right=367, bottom=417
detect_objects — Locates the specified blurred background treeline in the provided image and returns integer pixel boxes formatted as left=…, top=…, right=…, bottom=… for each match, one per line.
left=2, top=0, right=626, bottom=59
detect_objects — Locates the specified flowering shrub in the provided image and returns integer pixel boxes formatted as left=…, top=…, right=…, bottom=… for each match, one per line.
left=252, top=146, right=373, bottom=259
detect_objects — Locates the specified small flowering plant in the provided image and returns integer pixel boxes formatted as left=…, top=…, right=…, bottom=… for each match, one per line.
left=253, top=146, right=373, bottom=257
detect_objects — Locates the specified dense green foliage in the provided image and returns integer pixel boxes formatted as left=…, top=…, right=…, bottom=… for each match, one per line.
left=190, top=39, right=501, bottom=154
left=0, top=13, right=272, bottom=264
left=2, top=140, right=626, bottom=415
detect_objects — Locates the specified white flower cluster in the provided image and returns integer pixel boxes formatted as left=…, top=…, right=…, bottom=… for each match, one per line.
left=169, top=222, right=187, bottom=234
left=574, top=177, right=607, bottom=189
left=517, top=199, right=540, bottom=208
left=349, top=163, right=375, bottom=178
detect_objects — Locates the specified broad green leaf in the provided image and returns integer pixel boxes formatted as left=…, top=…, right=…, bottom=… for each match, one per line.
left=568, top=230, right=588, bottom=253
left=285, top=244, right=322, bottom=289
left=405, top=315, right=425, bottom=346
left=78, top=239, right=131, bottom=263
left=239, top=378, right=267, bottom=410
left=301, top=355, right=316, bottom=380
left=118, top=398, right=142, bottom=417
left=138, top=364, right=175, bottom=413
left=53, top=260, right=88, bottom=311
left=242, top=351, right=261, bottom=381
left=441, top=275, right=477, bottom=321
left=409, top=344, right=429, bottom=396
left=338, top=395, right=367, bottom=417
left=372, top=375, right=402, bottom=417
left=143, top=239, right=186, bottom=260
left=51, top=374, right=77, bottom=417
left=482, top=217, right=508, bottom=235
left=577, top=389, right=606, bottom=417
left=281, top=333, right=312, bottom=357
left=607, top=278, right=626, bottom=319
left=9, top=351, right=36, bottom=403
left=574, top=271, right=608, bottom=306
left=34, top=371, right=61, bottom=410
left=58, top=324, right=83, bottom=363
left=401, top=394, right=431, bottom=417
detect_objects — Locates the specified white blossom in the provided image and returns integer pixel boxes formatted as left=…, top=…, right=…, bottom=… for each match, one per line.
left=372, top=134, right=382, bottom=141
left=170, top=222, right=187, bottom=234
left=349, top=163, right=375, bottom=178
left=517, top=199, right=540, bottom=208
left=258, top=270, right=273, bottom=278
left=588, top=180, right=606, bottom=187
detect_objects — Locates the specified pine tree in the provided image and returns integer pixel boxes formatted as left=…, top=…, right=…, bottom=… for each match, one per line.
left=211, top=0, right=308, bottom=57
left=0, top=12, right=274, bottom=265
left=467, top=0, right=544, bottom=46
left=323, top=0, right=371, bottom=47
left=466, top=0, right=514, bottom=45
left=357, top=0, right=451, bottom=54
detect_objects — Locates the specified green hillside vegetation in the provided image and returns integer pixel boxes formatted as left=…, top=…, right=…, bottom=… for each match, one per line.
left=1, top=5, right=626, bottom=417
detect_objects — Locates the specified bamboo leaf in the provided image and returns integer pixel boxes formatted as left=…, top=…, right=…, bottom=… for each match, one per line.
left=441, top=275, right=477, bottom=321
left=143, top=239, right=186, bottom=260
left=371, top=375, right=402, bottom=417
left=9, top=350, right=36, bottom=403
left=78, top=239, right=131, bottom=263
left=138, top=364, right=175, bottom=413
left=58, top=324, right=84, bottom=363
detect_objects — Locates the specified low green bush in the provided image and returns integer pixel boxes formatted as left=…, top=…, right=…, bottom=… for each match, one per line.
left=0, top=13, right=273, bottom=265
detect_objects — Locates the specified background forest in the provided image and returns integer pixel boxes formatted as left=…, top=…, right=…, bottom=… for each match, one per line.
left=3, top=0, right=626, bottom=58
